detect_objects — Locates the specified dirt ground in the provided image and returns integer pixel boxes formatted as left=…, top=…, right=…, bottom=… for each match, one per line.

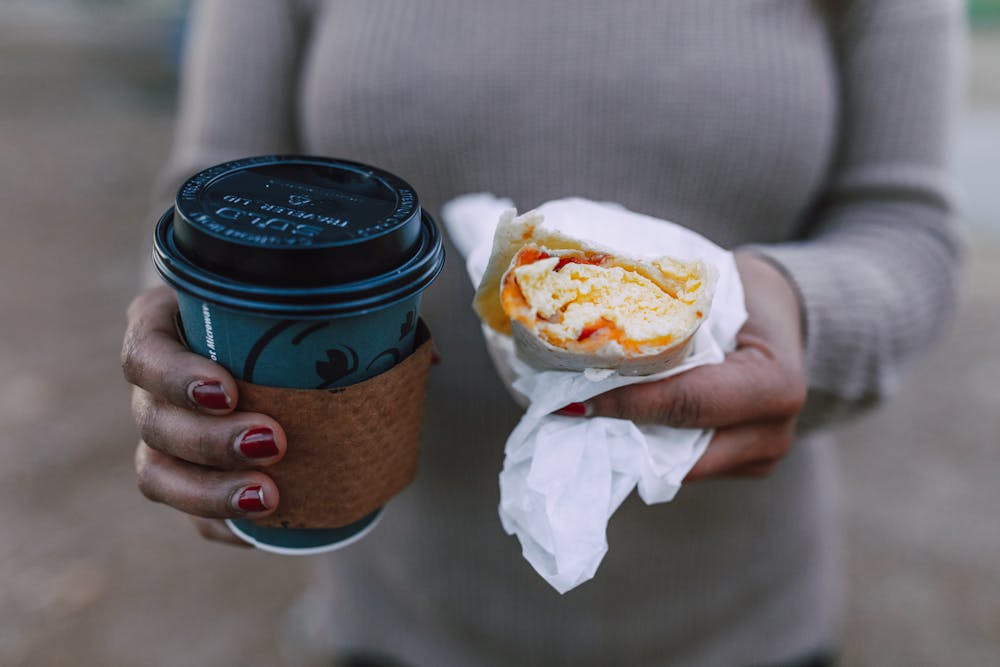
left=1, top=10, right=998, bottom=667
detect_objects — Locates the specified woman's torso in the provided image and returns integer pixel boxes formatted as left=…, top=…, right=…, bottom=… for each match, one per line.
left=295, top=2, right=843, bottom=665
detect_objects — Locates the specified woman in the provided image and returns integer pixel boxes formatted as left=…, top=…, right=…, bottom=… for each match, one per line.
left=122, top=1, right=963, bottom=665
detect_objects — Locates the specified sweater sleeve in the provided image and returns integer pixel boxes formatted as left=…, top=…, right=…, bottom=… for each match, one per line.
left=148, top=0, right=312, bottom=213
left=141, top=0, right=313, bottom=286
left=749, top=0, right=965, bottom=430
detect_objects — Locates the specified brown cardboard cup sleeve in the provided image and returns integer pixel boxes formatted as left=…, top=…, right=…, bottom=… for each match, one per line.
left=236, top=321, right=434, bottom=529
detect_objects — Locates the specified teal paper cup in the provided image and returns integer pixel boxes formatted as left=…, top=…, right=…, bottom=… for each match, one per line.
left=152, top=156, right=445, bottom=554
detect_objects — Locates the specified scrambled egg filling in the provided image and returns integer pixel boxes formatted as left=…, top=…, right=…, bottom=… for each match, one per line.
left=510, top=255, right=696, bottom=349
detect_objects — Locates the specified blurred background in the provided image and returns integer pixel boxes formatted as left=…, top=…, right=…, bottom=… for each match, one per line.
left=0, top=1, right=998, bottom=665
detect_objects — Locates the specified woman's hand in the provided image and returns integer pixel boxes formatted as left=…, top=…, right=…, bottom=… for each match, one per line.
left=569, top=251, right=807, bottom=480
left=122, top=286, right=288, bottom=545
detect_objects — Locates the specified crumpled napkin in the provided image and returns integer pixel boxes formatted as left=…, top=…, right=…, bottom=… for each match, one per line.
left=441, top=195, right=748, bottom=593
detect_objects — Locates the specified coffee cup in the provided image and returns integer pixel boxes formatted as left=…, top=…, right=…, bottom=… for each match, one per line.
left=152, top=155, right=445, bottom=554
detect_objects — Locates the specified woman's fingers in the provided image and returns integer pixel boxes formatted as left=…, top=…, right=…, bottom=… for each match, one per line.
left=190, top=517, right=253, bottom=547
left=585, top=346, right=806, bottom=429
left=122, top=286, right=238, bottom=414
left=572, top=252, right=808, bottom=432
left=683, top=420, right=793, bottom=482
left=125, top=287, right=286, bottom=542
left=134, top=441, right=280, bottom=519
left=132, top=388, right=285, bottom=468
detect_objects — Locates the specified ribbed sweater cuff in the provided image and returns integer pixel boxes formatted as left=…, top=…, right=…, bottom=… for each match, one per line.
left=744, top=242, right=897, bottom=405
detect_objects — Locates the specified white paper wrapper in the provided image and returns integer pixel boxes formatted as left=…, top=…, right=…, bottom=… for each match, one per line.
left=441, top=195, right=748, bottom=593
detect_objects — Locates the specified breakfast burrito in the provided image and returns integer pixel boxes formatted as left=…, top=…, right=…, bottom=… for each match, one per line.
left=474, top=208, right=716, bottom=375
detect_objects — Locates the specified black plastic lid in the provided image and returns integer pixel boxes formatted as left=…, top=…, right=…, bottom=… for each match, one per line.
left=172, top=155, right=423, bottom=286
left=153, top=156, right=445, bottom=318
left=155, top=207, right=445, bottom=317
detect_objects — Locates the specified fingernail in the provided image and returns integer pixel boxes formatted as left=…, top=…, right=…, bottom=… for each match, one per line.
left=189, top=381, right=231, bottom=410
left=235, top=485, right=268, bottom=513
left=556, top=402, right=591, bottom=417
left=237, top=427, right=279, bottom=459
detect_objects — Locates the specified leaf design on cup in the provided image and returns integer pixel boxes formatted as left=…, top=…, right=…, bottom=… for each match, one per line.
left=366, top=348, right=402, bottom=374
left=315, top=346, right=359, bottom=388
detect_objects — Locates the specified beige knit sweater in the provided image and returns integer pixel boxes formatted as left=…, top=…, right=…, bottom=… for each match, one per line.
left=152, top=1, right=963, bottom=665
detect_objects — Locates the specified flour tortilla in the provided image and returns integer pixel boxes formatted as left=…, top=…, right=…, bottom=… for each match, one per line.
left=473, top=208, right=716, bottom=375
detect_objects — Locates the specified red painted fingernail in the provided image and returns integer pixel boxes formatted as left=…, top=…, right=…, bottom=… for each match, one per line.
left=235, top=485, right=268, bottom=513
left=189, top=381, right=231, bottom=410
left=556, top=402, right=590, bottom=417
left=237, top=427, right=279, bottom=459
